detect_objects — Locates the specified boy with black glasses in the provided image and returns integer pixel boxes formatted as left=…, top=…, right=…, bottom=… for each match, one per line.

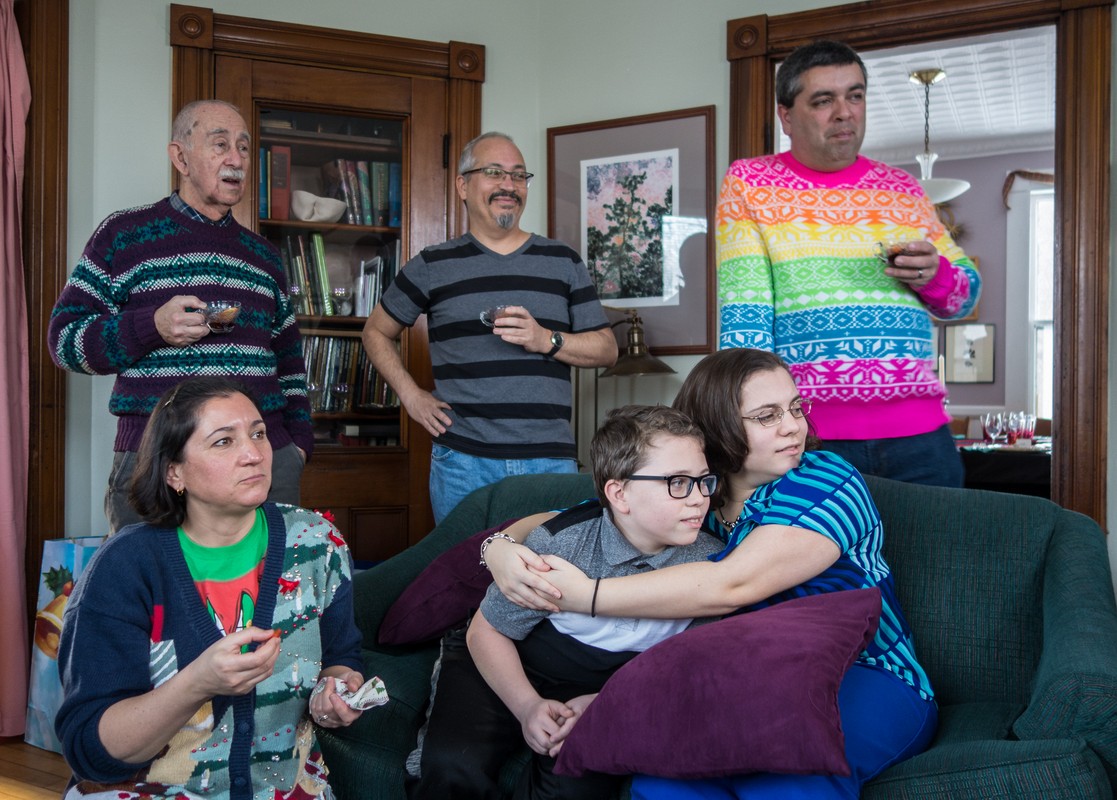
left=408, top=405, right=722, bottom=799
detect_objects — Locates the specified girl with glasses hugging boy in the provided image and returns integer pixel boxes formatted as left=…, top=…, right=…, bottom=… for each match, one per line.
left=485, top=348, right=937, bottom=800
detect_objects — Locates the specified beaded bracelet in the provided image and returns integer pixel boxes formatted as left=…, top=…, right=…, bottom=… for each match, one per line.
left=478, top=531, right=518, bottom=568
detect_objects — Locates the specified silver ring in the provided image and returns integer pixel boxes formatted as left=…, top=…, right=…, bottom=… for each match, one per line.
left=317, top=714, right=329, bottom=723
left=917, top=269, right=924, bottom=279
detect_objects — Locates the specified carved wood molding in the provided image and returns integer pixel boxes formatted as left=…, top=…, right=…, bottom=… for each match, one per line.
left=726, top=0, right=1113, bottom=525
left=169, top=4, right=484, bottom=81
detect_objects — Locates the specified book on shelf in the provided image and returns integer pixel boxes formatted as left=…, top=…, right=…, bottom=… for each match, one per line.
left=371, top=161, right=391, bottom=226
left=356, top=161, right=374, bottom=226
left=258, top=147, right=269, bottom=218
left=309, top=233, right=335, bottom=316
left=355, top=256, right=381, bottom=317
left=330, top=158, right=358, bottom=224
left=269, top=145, right=292, bottom=220
left=301, top=334, right=400, bottom=418
left=343, top=160, right=364, bottom=225
left=388, top=162, right=402, bottom=227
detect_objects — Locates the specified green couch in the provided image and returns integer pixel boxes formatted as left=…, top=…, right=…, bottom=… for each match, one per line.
left=318, top=473, right=1117, bottom=799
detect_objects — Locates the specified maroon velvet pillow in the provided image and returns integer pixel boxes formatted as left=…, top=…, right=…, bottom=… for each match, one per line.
left=378, top=520, right=518, bottom=645
left=554, top=588, right=882, bottom=779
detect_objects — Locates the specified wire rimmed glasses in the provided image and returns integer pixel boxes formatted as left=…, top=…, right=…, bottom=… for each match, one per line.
left=626, top=474, right=719, bottom=499
left=741, top=400, right=812, bottom=427
left=461, top=167, right=534, bottom=186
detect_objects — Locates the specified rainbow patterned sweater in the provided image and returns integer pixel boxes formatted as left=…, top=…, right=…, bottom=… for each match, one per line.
left=48, top=197, right=313, bottom=456
left=717, top=153, right=980, bottom=440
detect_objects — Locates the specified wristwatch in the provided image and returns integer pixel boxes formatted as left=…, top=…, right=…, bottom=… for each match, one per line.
left=546, top=330, right=565, bottom=358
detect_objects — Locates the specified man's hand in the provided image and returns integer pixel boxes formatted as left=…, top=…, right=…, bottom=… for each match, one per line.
left=155, top=295, right=210, bottom=346
left=400, top=387, right=453, bottom=437
left=490, top=305, right=550, bottom=354
left=887, top=240, right=939, bottom=290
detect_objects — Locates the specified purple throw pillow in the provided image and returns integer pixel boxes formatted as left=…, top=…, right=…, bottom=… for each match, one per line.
left=554, top=588, right=882, bottom=779
left=378, top=520, right=519, bottom=645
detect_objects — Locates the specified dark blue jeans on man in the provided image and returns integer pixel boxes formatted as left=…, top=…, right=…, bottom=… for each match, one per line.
left=822, top=424, right=964, bottom=488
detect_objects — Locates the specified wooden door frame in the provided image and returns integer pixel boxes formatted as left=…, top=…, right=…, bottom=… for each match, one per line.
left=727, top=0, right=1112, bottom=526
left=169, top=5, right=483, bottom=541
left=16, top=0, right=68, bottom=619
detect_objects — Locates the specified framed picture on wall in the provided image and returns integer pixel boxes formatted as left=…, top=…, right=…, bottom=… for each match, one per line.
left=944, top=323, right=995, bottom=383
left=547, top=106, right=716, bottom=355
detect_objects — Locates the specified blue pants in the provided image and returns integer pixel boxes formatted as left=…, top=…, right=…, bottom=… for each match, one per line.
left=822, top=425, right=963, bottom=488
left=631, top=664, right=937, bottom=800
left=429, top=444, right=578, bottom=523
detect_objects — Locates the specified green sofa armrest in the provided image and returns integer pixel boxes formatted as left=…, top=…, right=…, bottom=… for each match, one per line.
left=1013, top=507, right=1117, bottom=788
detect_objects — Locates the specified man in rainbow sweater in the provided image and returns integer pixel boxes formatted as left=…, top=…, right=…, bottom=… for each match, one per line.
left=717, top=39, right=980, bottom=487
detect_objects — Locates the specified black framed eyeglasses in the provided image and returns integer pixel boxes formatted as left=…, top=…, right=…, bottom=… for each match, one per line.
left=741, top=399, right=812, bottom=428
left=461, top=167, right=534, bottom=186
left=626, top=474, right=718, bottom=499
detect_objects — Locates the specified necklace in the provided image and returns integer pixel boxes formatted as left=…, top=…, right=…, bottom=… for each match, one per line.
left=717, top=498, right=749, bottom=530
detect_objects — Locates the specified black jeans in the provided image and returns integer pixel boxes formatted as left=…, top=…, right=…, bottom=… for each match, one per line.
left=407, top=629, right=623, bottom=800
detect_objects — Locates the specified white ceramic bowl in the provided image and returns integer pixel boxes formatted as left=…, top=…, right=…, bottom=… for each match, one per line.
left=290, top=190, right=347, bottom=223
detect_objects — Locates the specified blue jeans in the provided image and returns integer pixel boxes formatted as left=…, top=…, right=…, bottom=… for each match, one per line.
left=821, top=425, right=964, bottom=488
left=631, top=664, right=938, bottom=799
left=429, top=444, right=578, bottom=523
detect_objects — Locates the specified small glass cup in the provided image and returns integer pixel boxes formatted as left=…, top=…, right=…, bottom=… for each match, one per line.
left=874, top=239, right=912, bottom=267
left=332, top=287, right=354, bottom=317
left=288, top=284, right=307, bottom=314
left=480, top=305, right=513, bottom=327
left=1006, top=411, right=1025, bottom=445
left=204, top=300, right=242, bottom=333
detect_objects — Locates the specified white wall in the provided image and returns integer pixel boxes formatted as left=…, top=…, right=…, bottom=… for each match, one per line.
left=67, top=0, right=1117, bottom=596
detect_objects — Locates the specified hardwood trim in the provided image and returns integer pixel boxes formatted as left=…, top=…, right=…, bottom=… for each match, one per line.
left=170, top=4, right=484, bottom=81
left=16, top=0, right=68, bottom=619
left=727, top=0, right=1112, bottom=525
left=171, top=6, right=479, bottom=547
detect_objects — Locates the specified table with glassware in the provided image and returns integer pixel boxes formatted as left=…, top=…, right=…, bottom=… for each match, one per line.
left=957, top=436, right=1052, bottom=498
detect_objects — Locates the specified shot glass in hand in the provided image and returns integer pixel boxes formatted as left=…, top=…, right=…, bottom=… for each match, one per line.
left=874, top=239, right=912, bottom=267
left=204, top=301, right=242, bottom=334
left=480, top=305, right=513, bottom=328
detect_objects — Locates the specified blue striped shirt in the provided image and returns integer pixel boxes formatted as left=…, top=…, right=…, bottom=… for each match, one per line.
left=707, top=450, right=934, bottom=700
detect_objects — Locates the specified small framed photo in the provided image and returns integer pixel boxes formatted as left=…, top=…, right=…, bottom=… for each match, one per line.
left=944, top=323, right=995, bottom=383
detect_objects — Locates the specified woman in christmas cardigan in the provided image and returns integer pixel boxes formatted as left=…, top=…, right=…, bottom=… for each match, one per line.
left=56, top=377, right=365, bottom=800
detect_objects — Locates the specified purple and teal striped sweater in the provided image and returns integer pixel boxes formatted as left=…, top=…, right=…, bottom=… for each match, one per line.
left=48, top=196, right=313, bottom=456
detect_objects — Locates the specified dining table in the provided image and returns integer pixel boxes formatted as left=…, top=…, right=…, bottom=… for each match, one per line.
left=957, top=437, right=1052, bottom=498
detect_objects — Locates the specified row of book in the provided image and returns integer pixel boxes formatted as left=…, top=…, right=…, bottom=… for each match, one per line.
left=303, top=334, right=399, bottom=415
left=281, top=233, right=332, bottom=316
left=257, top=147, right=402, bottom=229
left=258, top=145, right=292, bottom=220
left=355, top=240, right=402, bottom=317
left=280, top=234, right=401, bottom=318
left=321, top=158, right=402, bottom=228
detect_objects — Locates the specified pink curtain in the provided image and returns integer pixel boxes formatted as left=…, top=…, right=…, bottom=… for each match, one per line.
left=0, top=0, right=31, bottom=736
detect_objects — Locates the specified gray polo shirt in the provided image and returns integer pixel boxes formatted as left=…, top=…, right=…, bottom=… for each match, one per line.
left=480, top=500, right=723, bottom=652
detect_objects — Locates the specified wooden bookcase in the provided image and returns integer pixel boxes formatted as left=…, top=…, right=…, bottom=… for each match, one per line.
left=170, top=5, right=484, bottom=561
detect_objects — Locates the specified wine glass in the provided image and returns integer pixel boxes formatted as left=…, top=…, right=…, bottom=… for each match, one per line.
left=981, top=412, right=1005, bottom=445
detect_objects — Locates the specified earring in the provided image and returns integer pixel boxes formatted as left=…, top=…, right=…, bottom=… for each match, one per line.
left=176, top=488, right=185, bottom=497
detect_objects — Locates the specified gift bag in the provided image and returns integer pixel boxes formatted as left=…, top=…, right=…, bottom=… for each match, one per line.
left=25, top=536, right=104, bottom=753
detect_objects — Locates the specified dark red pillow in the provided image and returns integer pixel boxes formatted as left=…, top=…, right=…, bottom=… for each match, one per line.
left=378, top=521, right=518, bottom=645
left=554, top=588, right=882, bottom=779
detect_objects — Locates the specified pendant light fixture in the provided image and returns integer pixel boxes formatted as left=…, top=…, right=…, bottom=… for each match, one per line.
left=909, top=68, right=970, bottom=205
